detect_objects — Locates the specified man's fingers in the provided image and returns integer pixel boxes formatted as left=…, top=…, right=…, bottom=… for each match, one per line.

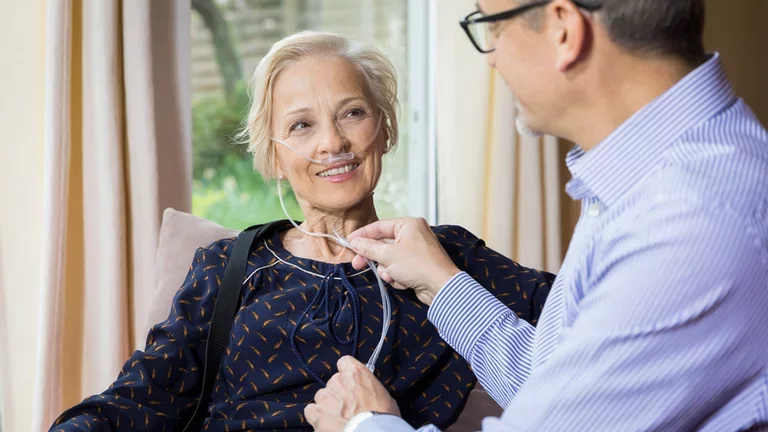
left=314, top=388, right=331, bottom=404
left=350, top=254, right=368, bottom=271
left=378, top=269, right=393, bottom=284
left=326, top=371, right=342, bottom=390
left=337, top=355, right=365, bottom=373
left=338, top=356, right=372, bottom=381
left=349, top=238, right=389, bottom=263
left=350, top=239, right=394, bottom=271
left=348, top=219, right=400, bottom=241
left=379, top=269, right=406, bottom=289
left=304, top=403, right=319, bottom=426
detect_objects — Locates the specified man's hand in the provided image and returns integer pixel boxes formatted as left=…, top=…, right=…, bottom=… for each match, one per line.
left=348, top=218, right=460, bottom=306
left=305, top=356, right=401, bottom=432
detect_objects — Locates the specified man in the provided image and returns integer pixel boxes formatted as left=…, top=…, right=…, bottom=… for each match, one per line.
left=305, top=0, right=768, bottom=431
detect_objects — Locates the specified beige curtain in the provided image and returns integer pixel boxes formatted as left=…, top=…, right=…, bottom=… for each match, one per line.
left=481, top=71, right=564, bottom=272
left=0, top=247, right=11, bottom=431
left=434, top=0, right=566, bottom=273
left=438, top=70, right=564, bottom=273
left=32, top=0, right=191, bottom=430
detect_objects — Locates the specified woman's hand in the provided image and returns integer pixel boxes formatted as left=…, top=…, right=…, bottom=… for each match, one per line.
left=305, top=356, right=400, bottom=432
left=347, top=218, right=460, bottom=306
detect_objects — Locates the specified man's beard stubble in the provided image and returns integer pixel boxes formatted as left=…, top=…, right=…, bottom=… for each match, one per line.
left=515, top=100, right=543, bottom=139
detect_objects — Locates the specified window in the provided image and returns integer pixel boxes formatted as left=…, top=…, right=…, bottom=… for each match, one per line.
left=191, top=0, right=433, bottom=230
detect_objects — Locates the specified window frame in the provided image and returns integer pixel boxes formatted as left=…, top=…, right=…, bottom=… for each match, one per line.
left=407, top=0, right=438, bottom=224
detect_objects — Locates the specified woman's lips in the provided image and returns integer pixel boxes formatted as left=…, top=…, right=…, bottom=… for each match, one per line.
left=316, top=162, right=360, bottom=183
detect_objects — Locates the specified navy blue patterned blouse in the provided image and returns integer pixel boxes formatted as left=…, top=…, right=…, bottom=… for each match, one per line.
left=51, top=224, right=553, bottom=431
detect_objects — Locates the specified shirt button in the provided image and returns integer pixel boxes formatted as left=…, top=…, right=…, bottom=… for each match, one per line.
left=587, top=203, right=601, bottom=217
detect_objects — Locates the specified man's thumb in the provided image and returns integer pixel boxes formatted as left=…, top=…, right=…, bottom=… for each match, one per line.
left=350, top=238, right=388, bottom=263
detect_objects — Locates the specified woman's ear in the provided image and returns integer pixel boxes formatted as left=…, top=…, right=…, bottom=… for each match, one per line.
left=271, top=147, right=285, bottom=179
left=381, top=120, right=391, bottom=153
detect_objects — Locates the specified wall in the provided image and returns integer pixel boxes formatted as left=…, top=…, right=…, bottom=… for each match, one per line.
left=704, top=0, right=768, bottom=126
left=434, top=0, right=492, bottom=230
left=0, top=1, right=47, bottom=431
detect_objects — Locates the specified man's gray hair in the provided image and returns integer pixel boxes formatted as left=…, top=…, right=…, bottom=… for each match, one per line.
left=525, top=0, right=706, bottom=63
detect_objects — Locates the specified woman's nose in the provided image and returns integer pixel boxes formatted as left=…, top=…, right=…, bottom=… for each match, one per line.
left=316, top=121, right=348, bottom=155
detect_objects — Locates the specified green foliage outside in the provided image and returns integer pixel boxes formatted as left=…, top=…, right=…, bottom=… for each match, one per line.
left=192, top=81, right=303, bottom=230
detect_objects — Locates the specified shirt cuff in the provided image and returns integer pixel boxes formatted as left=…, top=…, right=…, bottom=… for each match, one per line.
left=354, top=414, right=418, bottom=432
left=427, top=271, right=517, bottom=360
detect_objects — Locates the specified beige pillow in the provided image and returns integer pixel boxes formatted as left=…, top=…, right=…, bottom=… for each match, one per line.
left=148, top=208, right=502, bottom=431
left=145, top=208, right=239, bottom=332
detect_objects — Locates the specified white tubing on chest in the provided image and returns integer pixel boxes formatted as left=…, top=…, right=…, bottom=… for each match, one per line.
left=276, top=180, right=391, bottom=373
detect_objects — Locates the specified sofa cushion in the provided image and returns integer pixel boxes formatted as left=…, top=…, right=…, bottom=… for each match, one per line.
left=145, top=208, right=238, bottom=332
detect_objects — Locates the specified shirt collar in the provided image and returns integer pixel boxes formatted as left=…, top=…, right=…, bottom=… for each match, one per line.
left=565, top=53, right=737, bottom=207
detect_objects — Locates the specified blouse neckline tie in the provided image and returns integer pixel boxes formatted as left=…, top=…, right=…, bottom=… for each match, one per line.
left=290, top=265, right=361, bottom=385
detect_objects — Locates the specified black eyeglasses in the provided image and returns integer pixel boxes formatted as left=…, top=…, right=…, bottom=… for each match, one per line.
left=460, top=0, right=602, bottom=53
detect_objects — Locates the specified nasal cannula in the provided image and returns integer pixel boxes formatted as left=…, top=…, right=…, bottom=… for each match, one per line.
left=272, top=138, right=357, bottom=166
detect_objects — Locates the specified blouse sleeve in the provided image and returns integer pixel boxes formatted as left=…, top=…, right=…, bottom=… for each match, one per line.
left=50, top=239, right=233, bottom=431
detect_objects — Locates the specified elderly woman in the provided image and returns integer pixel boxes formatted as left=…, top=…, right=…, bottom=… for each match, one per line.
left=51, top=31, right=553, bottom=431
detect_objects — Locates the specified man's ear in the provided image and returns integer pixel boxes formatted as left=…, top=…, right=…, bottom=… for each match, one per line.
left=549, top=0, right=591, bottom=72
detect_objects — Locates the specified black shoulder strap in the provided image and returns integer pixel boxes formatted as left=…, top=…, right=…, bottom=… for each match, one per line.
left=182, top=220, right=294, bottom=431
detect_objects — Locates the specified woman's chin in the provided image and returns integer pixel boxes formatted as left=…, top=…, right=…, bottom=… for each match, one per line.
left=312, top=192, right=374, bottom=214
left=302, top=166, right=379, bottom=213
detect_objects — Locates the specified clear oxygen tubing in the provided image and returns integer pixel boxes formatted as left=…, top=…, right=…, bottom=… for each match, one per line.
left=271, top=138, right=357, bottom=165
left=276, top=179, right=391, bottom=374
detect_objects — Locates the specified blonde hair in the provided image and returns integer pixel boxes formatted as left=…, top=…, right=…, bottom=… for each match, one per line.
left=243, top=31, right=399, bottom=180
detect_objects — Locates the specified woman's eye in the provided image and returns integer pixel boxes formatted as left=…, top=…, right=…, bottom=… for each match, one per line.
left=346, top=108, right=365, bottom=118
left=290, top=121, right=310, bottom=132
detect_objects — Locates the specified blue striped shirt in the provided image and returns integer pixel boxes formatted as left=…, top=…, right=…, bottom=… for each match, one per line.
left=360, top=53, right=768, bottom=431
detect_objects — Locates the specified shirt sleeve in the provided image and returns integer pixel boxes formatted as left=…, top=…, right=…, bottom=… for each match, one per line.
left=494, top=199, right=768, bottom=431
left=50, top=240, right=233, bottom=431
left=428, top=227, right=555, bottom=409
left=428, top=273, right=538, bottom=409
left=355, top=414, right=436, bottom=432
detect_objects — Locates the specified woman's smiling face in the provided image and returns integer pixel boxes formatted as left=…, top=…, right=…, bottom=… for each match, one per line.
left=271, top=55, right=387, bottom=213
